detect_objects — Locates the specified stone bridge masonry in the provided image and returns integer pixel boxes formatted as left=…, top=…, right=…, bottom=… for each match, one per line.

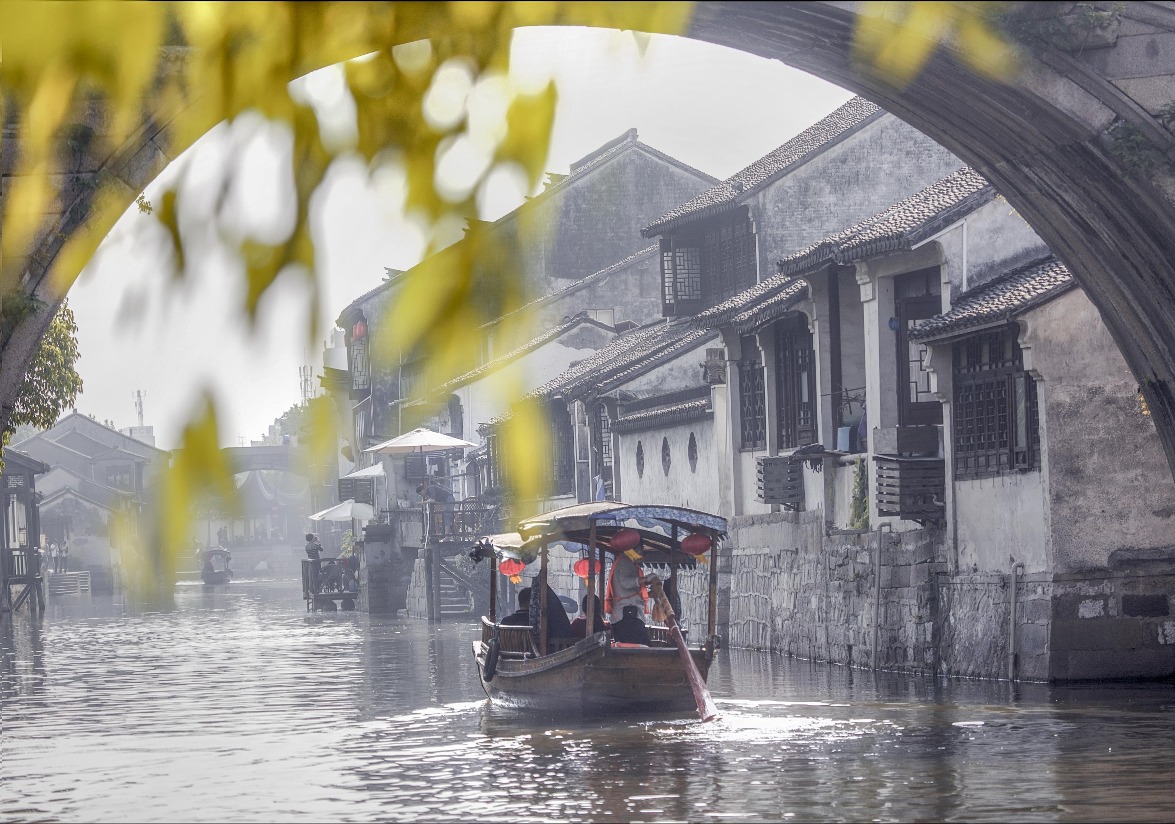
left=7, top=3, right=1175, bottom=483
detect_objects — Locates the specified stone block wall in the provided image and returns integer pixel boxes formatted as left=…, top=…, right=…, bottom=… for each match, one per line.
left=1048, top=571, right=1175, bottom=680
left=676, top=510, right=955, bottom=675
left=938, top=572, right=1053, bottom=680
left=406, top=558, right=428, bottom=619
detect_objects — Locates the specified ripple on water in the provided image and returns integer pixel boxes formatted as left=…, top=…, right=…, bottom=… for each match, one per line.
left=5, top=582, right=1175, bottom=822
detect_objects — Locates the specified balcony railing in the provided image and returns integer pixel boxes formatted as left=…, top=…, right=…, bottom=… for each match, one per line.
left=423, top=501, right=501, bottom=545
left=874, top=455, right=945, bottom=524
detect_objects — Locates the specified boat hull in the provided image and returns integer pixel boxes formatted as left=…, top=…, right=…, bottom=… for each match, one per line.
left=201, top=570, right=232, bottom=585
left=474, top=634, right=712, bottom=715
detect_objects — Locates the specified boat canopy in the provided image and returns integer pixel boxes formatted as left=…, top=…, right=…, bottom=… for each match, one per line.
left=474, top=501, right=727, bottom=566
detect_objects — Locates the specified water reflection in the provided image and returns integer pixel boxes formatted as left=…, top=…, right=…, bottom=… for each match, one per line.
left=3, top=581, right=1175, bottom=822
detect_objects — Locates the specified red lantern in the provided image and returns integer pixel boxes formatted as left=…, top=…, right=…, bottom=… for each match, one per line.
left=573, top=557, right=602, bottom=580
left=610, top=528, right=641, bottom=552
left=680, top=533, right=713, bottom=556
left=353, top=319, right=368, bottom=340
left=499, top=557, right=525, bottom=584
left=499, top=558, right=524, bottom=576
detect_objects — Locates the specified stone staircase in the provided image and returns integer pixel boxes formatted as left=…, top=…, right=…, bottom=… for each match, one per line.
left=437, top=566, right=476, bottom=618
left=47, top=571, right=91, bottom=596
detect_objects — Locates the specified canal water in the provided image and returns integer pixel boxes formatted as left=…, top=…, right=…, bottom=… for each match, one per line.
left=4, top=581, right=1175, bottom=822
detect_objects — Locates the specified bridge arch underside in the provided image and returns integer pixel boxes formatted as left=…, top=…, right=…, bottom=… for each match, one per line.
left=9, top=2, right=1175, bottom=477
left=687, top=2, right=1175, bottom=473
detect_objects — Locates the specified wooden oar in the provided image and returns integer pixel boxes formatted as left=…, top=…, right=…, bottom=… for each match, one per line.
left=648, top=575, right=718, bottom=722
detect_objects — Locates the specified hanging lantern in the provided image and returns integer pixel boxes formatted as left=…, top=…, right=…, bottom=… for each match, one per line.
left=573, top=557, right=602, bottom=581
left=680, top=533, right=713, bottom=556
left=353, top=319, right=368, bottom=340
left=611, top=528, right=641, bottom=552
left=499, top=557, right=525, bottom=585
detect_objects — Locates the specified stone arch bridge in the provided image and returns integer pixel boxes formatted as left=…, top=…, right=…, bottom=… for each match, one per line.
left=5, top=1, right=1175, bottom=479
left=220, top=444, right=309, bottom=476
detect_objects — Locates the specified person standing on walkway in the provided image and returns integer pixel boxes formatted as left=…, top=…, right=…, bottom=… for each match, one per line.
left=49, top=542, right=59, bottom=574
left=60, top=541, right=69, bottom=573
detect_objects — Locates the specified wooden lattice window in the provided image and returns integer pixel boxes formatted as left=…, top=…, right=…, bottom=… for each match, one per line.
left=775, top=316, right=818, bottom=449
left=702, top=210, right=755, bottom=303
left=661, top=239, right=702, bottom=316
left=952, top=326, right=1040, bottom=479
left=592, top=403, right=614, bottom=499
left=350, top=338, right=370, bottom=393
left=550, top=404, right=575, bottom=496
left=895, top=269, right=942, bottom=427
left=739, top=336, right=767, bottom=450
left=660, top=208, right=755, bottom=316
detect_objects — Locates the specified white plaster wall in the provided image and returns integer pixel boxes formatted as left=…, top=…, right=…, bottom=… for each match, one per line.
left=954, top=473, right=1049, bottom=573
left=616, top=418, right=721, bottom=513
left=1027, top=290, right=1175, bottom=571
left=933, top=198, right=1050, bottom=301
left=460, top=327, right=615, bottom=445
left=735, top=448, right=774, bottom=516
left=749, top=114, right=963, bottom=269
left=621, top=336, right=715, bottom=396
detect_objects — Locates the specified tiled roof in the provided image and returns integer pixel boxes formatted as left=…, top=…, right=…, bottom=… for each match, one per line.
left=642, top=97, right=883, bottom=237
left=693, top=275, right=809, bottom=332
left=481, top=245, right=658, bottom=331
left=496, top=130, right=715, bottom=231
left=339, top=131, right=710, bottom=326
left=778, top=167, right=994, bottom=277
left=436, top=313, right=611, bottom=394
left=613, top=398, right=712, bottom=434
left=528, top=318, right=717, bottom=402
left=911, top=256, right=1075, bottom=341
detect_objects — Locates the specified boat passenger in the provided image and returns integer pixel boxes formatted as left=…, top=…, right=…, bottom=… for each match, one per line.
left=611, top=604, right=652, bottom=646
left=570, top=594, right=609, bottom=638
left=528, top=578, right=575, bottom=650
left=498, top=587, right=532, bottom=626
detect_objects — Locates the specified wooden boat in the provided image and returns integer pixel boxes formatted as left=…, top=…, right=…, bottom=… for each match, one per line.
left=470, top=501, right=726, bottom=717
left=200, top=547, right=234, bottom=585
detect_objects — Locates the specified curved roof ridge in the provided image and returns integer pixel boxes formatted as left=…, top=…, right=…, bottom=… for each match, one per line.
left=642, top=96, right=882, bottom=237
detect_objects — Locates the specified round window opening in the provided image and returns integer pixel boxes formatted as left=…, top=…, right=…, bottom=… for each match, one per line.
left=688, top=432, right=698, bottom=473
left=662, top=437, right=671, bottom=475
left=636, top=441, right=645, bottom=478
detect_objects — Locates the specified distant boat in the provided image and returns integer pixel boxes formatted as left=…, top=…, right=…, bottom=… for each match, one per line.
left=200, top=547, right=234, bottom=586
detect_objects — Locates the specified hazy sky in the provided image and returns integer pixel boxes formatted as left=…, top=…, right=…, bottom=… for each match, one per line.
left=67, top=27, right=854, bottom=450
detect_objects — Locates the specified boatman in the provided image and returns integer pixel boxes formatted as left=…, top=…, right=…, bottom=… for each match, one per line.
left=604, top=551, right=648, bottom=623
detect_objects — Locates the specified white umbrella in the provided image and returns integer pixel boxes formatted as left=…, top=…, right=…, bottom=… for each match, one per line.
left=364, top=427, right=476, bottom=454
left=340, top=463, right=385, bottom=479
left=309, top=499, right=374, bottom=522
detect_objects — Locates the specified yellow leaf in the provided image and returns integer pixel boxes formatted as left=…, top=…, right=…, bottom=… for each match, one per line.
left=496, top=80, right=556, bottom=188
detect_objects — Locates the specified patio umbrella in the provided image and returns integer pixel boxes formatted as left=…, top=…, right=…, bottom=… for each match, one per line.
left=308, top=499, right=374, bottom=522
left=363, top=427, right=476, bottom=454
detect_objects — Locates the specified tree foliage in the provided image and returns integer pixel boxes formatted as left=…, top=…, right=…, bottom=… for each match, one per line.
left=1, top=299, right=82, bottom=444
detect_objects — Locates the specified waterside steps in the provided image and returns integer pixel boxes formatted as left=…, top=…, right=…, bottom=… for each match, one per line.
left=438, top=566, right=476, bottom=618
left=47, top=571, right=91, bottom=596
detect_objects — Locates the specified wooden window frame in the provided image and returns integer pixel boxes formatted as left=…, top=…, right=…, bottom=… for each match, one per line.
left=660, top=208, right=756, bottom=317
left=739, top=336, right=767, bottom=451
left=952, top=325, right=1041, bottom=480
left=895, top=269, right=943, bottom=427
left=774, top=316, right=818, bottom=449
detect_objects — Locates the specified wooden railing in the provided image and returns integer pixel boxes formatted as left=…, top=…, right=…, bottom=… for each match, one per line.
left=423, top=501, right=501, bottom=544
